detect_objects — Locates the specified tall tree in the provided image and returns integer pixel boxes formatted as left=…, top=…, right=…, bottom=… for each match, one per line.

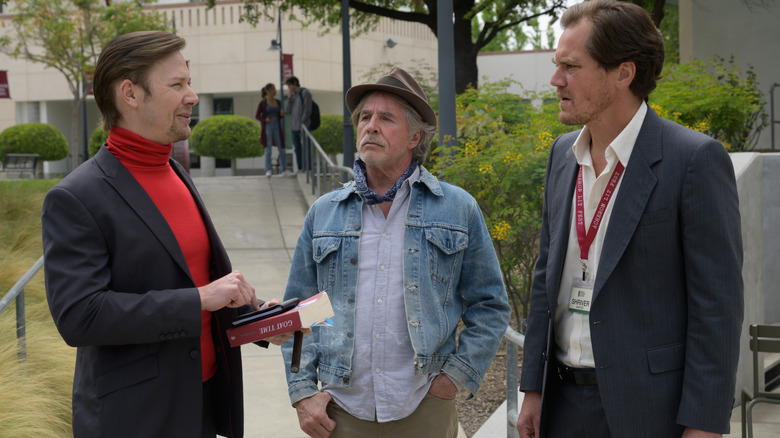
left=0, top=0, right=172, bottom=170
left=207, top=0, right=567, bottom=94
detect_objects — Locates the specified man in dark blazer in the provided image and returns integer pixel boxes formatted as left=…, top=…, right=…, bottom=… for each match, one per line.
left=42, top=31, right=290, bottom=438
left=516, top=2, right=743, bottom=437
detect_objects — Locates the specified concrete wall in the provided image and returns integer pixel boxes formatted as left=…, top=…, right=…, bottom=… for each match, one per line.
left=761, top=154, right=780, bottom=322
left=730, top=152, right=780, bottom=403
left=477, top=49, right=556, bottom=96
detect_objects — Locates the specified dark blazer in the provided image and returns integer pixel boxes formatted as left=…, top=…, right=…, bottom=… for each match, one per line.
left=42, top=147, right=246, bottom=438
left=520, top=108, right=744, bottom=436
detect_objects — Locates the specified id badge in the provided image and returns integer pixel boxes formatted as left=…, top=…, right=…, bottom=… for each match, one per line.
left=568, top=278, right=594, bottom=314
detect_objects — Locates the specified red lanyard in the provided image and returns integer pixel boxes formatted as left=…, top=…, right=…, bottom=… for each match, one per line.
left=575, top=161, right=625, bottom=280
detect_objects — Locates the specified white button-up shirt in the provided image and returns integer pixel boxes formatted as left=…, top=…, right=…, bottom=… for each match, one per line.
left=555, top=102, right=647, bottom=368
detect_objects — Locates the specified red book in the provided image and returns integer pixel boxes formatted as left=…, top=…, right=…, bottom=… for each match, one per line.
left=227, top=291, right=333, bottom=347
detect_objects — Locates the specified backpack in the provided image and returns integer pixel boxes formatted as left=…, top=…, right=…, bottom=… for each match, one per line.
left=302, top=87, right=320, bottom=131
left=309, top=100, right=321, bottom=131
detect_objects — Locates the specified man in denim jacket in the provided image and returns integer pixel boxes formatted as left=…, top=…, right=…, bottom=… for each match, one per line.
left=281, top=67, right=511, bottom=438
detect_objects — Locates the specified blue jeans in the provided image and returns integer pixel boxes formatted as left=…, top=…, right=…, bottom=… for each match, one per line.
left=291, top=130, right=303, bottom=171
left=264, top=123, right=286, bottom=172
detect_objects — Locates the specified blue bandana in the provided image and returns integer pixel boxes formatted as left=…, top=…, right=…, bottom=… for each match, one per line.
left=353, top=157, right=418, bottom=205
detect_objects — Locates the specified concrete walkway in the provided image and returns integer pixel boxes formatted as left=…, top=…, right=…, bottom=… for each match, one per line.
left=194, top=175, right=467, bottom=437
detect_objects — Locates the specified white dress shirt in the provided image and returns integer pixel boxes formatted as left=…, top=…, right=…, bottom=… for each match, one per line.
left=555, top=102, right=647, bottom=368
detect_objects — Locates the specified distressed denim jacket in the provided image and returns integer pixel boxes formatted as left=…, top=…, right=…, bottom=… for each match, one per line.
left=281, top=166, right=511, bottom=405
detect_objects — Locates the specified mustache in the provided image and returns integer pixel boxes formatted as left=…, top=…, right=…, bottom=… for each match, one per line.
left=360, top=134, right=387, bottom=148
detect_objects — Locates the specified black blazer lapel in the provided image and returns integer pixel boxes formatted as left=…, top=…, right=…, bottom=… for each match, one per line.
left=594, top=109, right=664, bottom=297
left=94, top=147, right=194, bottom=281
left=546, top=136, right=579, bottom=308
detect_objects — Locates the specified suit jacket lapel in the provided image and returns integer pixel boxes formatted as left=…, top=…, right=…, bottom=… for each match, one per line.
left=593, top=109, right=664, bottom=297
left=547, top=136, right=579, bottom=308
left=94, top=147, right=194, bottom=281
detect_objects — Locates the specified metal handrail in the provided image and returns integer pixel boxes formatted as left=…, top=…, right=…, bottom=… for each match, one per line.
left=0, top=255, right=44, bottom=362
left=300, top=125, right=353, bottom=198
left=504, top=326, right=525, bottom=438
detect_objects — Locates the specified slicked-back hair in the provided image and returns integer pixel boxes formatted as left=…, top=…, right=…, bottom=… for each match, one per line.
left=93, top=31, right=186, bottom=132
left=561, top=0, right=664, bottom=101
left=351, top=91, right=436, bottom=165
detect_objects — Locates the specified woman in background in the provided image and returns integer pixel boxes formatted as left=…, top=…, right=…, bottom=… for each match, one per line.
left=255, top=83, right=291, bottom=176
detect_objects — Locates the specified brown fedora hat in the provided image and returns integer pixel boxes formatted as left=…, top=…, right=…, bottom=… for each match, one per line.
left=345, top=66, right=437, bottom=127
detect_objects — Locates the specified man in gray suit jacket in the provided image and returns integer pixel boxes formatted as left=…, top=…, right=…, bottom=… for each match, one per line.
left=42, top=31, right=291, bottom=437
left=516, top=1, right=743, bottom=437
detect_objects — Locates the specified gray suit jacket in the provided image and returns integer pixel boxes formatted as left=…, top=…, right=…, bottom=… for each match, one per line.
left=42, top=147, right=246, bottom=437
left=520, top=109, right=744, bottom=436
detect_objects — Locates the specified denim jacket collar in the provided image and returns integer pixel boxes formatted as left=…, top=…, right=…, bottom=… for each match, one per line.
left=332, top=164, right=443, bottom=204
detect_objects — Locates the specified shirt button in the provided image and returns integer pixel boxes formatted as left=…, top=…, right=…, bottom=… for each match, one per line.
left=381, top=233, right=387, bottom=239
left=379, top=265, right=386, bottom=271
left=353, top=224, right=360, bottom=230
left=377, top=299, right=382, bottom=304
left=375, top=368, right=381, bottom=373
left=347, top=332, right=353, bottom=338
left=375, top=334, right=381, bottom=339
left=350, top=257, right=357, bottom=264
left=190, top=349, right=200, bottom=360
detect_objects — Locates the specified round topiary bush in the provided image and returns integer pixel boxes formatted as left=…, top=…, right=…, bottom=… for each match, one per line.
left=0, top=122, right=69, bottom=162
left=190, top=115, right=262, bottom=159
left=89, top=126, right=109, bottom=157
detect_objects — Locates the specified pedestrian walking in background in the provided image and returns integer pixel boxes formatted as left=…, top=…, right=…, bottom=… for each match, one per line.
left=284, top=76, right=312, bottom=172
left=256, top=82, right=291, bottom=176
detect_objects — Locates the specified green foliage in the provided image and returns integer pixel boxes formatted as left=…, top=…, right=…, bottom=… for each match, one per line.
left=432, top=81, right=575, bottom=328
left=0, top=123, right=68, bottom=162
left=652, top=56, right=768, bottom=151
left=311, top=114, right=350, bottom=157
left=89, top=126, right=109, bottom=157
left=190, top=115, right=263, bottom=159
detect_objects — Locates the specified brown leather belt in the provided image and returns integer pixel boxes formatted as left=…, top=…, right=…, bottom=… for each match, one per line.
left=555, top=361, right=598, bottom=385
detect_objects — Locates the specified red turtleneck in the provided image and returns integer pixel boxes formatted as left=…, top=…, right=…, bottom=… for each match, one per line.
left=106, top=127, right=217, bottom=382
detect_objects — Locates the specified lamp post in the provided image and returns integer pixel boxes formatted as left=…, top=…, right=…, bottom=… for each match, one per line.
left=268, top=9, right=285, bottom=145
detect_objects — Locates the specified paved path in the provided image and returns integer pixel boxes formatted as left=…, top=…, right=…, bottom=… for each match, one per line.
left=196, top=175, right=309, bottom=438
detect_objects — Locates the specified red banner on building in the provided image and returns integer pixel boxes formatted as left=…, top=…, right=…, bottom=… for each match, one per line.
left=0, top=71, right=10, bottom=99
left=282, top=54, right=294, bottom=82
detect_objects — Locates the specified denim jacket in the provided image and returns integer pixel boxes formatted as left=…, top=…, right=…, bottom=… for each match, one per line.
left=281, top=166, right=511, bottom=405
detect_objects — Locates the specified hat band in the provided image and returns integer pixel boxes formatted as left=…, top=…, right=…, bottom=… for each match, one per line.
left=376, top=76, right=413, bottom=93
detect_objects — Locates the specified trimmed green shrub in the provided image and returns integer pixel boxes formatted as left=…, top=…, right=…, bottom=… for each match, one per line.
left=89, top=127, right=109, bottom=157
left=311, top=114, right=352, bottom=157
left=190, top=115, right=262, bottom=159
left=652, top=56, right=768, bottom=151
left=0, top=123, right=69, bottom=162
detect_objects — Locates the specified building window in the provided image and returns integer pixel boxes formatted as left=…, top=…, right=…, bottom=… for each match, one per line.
left=214, top=98, right=233, bottom=115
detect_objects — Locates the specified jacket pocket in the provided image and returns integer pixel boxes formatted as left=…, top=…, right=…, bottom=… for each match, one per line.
left=312, top=236, right=341, bottom=291
left=646, top=342, right=685, bottom=374
left=95, top=354, right=158, bottom=398
left=425, top=227, right=468, bottom=283
left=638, top=208, right=672, bottom=227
